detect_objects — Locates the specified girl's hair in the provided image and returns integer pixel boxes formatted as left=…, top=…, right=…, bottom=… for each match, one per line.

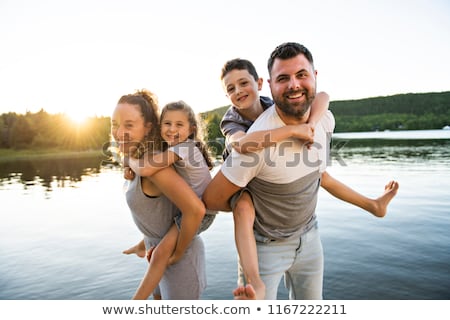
left=117, top=89, right=163, bottom=158
left=220, top=58, right=259, bottom=81
left=161, top=100, right=213, bottom=170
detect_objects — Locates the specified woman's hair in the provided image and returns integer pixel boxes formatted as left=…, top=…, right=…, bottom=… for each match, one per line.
left=220, top=58, right=259, bottom=81
left=117, top=89, right=163, bottom=158
left=161, top=100, right=213, bottom=170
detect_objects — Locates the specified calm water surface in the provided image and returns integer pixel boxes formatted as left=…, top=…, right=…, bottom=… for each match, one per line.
left=0, top=130, right=449, bottom=300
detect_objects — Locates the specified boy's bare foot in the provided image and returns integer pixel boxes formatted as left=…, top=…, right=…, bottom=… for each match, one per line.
left=249, top=278, right=265, bottom=299
left=372, top=180, right=399, bottom=217
left=123, top=243, right=146, bottom=258
left=233, top=284, right=257, bottom=300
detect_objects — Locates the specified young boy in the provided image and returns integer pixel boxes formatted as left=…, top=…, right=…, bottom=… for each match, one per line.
left=219, top=58, right=399, bottom=299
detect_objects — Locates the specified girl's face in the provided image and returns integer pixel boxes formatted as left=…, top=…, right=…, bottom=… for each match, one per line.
left=111, top=103, right=152, bottom=154
left=222, top=69, right=263, bottom=111
left=160, top=110, right=192, bottom=146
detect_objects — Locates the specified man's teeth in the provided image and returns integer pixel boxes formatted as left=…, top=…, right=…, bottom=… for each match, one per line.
left=288, top=93, right=304, bottom=99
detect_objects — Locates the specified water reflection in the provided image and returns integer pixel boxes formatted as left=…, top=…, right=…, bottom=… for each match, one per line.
left=0, top=155, right=107, bottom=194
left=1, top=136, right=449, bottom=192
left=331, top=138, right=450, bottom=166
left=1, top=134, right=449, bottom=300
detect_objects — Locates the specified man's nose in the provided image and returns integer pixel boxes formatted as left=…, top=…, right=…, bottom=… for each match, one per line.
left=288, top=77, right=301, bottom=90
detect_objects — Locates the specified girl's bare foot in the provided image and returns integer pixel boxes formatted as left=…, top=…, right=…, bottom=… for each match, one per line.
left=123, top=242, right=146, bottom=258
left=372, top=180, right=399, bottom=217
left=233, top=284, right=257, bottom=300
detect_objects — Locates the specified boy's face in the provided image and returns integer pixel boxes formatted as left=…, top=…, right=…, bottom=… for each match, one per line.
left=222, top=69, right=263, bottom=111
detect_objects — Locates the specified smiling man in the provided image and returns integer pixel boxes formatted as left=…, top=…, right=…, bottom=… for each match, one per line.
left=203, top=42, right=335, bottom=300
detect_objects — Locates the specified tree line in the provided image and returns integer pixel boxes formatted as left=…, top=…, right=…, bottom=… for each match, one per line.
left=1, top=91, right=449, bottom=155
left=200, top=91, right=450, bottom=143
left=0, top=109, right=110, bottom=151
left=329, top=91, right=450, bottom=132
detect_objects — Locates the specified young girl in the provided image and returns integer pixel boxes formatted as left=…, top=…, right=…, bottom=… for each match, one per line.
left=111, top=89, right=207, bottom=299
left=124, top=100, right=217, bottom=300
left=217, top=58, right=399, bottom=299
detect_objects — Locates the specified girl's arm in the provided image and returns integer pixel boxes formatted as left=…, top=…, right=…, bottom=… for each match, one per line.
left=230, top=91, right=330, bottom=153
left=149, top=166, right=205, bottom=263
left=127, top=150, right=180, bottom=177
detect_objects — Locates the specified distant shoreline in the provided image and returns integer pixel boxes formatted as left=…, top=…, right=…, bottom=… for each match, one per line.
left=0, top=148, right=105, bottom=162
left=333, top=128, right=450, bottom=140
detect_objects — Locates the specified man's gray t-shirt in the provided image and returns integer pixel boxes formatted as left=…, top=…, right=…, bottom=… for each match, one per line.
left=221, top=106, right=335, bottom=240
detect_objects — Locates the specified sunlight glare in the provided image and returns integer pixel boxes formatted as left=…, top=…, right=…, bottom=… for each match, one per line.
left=66, top=112, right=88, bottom=126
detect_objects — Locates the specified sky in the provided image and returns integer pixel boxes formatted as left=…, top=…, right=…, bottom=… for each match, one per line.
left=1, top=0, right=449, bottom=121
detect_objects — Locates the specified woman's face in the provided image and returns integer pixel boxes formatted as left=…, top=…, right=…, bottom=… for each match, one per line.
left=111, top=103, right=152, bottom=154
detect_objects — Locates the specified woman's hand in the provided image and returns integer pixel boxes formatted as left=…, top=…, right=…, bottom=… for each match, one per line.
left=168, top=251, right=183, bottom=265
left=123, top=166, right=135, bottom=180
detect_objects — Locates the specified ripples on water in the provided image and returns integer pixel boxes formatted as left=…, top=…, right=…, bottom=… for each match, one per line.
left=1, top=133, right=449, bottom=300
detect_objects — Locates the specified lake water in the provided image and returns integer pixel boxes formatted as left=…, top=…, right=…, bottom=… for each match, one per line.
left=0, top=130, right=449, bottom=300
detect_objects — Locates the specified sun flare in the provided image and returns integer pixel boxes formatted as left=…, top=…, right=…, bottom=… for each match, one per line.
left=65, top=112, right=88, bottom=126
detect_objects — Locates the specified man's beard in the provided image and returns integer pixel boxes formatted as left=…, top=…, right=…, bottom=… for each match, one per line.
left=273, top=89, right=315, bottom=119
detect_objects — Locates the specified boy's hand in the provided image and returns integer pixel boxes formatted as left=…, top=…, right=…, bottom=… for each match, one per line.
left=291, top=123, right=314, bottom=145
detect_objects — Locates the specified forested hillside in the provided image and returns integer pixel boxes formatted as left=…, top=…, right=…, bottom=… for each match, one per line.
left=0, top=110, right=110, bottom=151
left=329, top=91, right=450, bottom=132
left=1, top=91, right=449, bottom=155
left=200, top=91, right=450, bottom=143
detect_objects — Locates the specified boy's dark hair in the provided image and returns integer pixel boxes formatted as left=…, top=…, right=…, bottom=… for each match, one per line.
left=267, top=42, right=314, bottom=74
left=221, top=58, right=259, bottom=81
